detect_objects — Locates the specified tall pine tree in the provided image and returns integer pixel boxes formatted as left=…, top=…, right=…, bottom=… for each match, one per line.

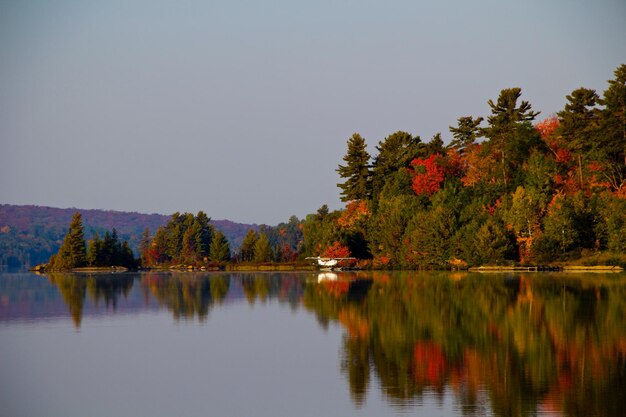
left=597, top=64, right=626, bottom=192
left=371, top=131, right=422, bottom=198
left=449, top=116, right=483, bottom=152
left=482, top=88, right=540, bottom=189
left=209, top=231, right=231, bottom=262
left=337, top=133, right=371, bottom=202
left=557, top=87, right=599, bottom=188
left=49, top=212, right=87, bottom=270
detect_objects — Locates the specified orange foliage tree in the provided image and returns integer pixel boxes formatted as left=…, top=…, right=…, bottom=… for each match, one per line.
left=337, top=200, right=370, bottom=228
left=322, top=241, right=351, bottom=258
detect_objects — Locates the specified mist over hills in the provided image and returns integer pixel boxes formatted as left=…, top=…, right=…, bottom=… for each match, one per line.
left=0, top=204, right=258, bottom=267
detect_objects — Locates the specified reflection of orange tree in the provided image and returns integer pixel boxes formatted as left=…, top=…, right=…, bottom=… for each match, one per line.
left=304, top=271, right=626, bottom=416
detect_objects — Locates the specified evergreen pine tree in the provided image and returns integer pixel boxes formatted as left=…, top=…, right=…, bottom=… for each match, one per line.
left=49, top=212, right=87, bottom=270
left=557, top=87, right=599, bottom=188
left=194, top=211, right=213, bottom=259
left=482, top=88, right=540, bottom=189
left=239, top=229, right=258, bottom=262
left=425, top=133, right=445, bottom=156
left=597, top=64, right=626, bottom=191
left=253, top=232, right=273, bottom=263
left=371, top=131, right=422, bottom=198
left=101, top=231, right=114, bottom=266
left=209, top=231, right=231, bottom=262
left=337, top=133, right=371, bottom=202
left=449, top=116, right=483, bottom=152
left=87, top=232, right=103, bottom=266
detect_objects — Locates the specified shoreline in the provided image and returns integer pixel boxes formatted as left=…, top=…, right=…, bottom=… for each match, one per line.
left=28, top=263, right=625, bottom=274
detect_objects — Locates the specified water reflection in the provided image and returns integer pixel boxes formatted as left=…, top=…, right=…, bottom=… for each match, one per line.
left=303, top=271, right=626, bottom=416
left=36, top=272, right=307, bottom=324
left=2, top=271, right=625, bottom=416
left=48, top=273, right=135, bottom=326
left=140, top=272, right=228, bottom=321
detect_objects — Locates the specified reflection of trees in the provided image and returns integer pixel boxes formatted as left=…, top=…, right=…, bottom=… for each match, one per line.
left=236, top=273, right=305, bottom=309
left=141, top=272, right=307, bottom=320
left=47, top=273, right=135, bottom=327
left=86, top=274, right=134, bottom=309
left=47, top=271, right=316, bottom=326
left=304, top=271, right=626, bottom=416
left=141, top=272, right=230, bottom=321
left=48, top=273, right=87, bottom=327
left=47, top=272, right=309, bottom=325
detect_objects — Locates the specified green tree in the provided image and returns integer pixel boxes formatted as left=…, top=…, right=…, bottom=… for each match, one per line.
left=239, top=229, right=258, bottom=262
left=538, top=193, right=595, bottom=259
left=367, top=195, right=420, bottom=266
left=181, top=226, right=198, bottom=263
left=50, top=212, right=87, bottom=270
left=301, top=207, right=343, bottom=257
left=503, top=186, right=541, bottom=240
left=449, top=116, right=484, bottom=152
left=253, top=232, right=273, bottom=263
left=337, top=133, right=371, bottom=202
left=404, top=205, right=457, bottom=268
left=194, top=211, right=213, bottom=259
left=523, top=149, right=555, bottom=210
left=474, top=217, right=514, bottom=264
left=424, top=133, right=445, bottom=156
left=119, top=241, right=135, bottom=268
left=597, top=64, right=626, bottom=192
left=557, top=87, right=599, bottom=188
left=87, top=232, right=103, bottom=266
left=482, top=88, right=540, bottom=189
left=597, top=193, right=626, bottom=252
left=371, top=131, right=423, bottom=198
left=210, top=231, right=231, bottom=262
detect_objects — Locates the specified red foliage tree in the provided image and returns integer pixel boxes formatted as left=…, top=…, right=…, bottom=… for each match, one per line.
left=411, top=154, right=446, bottom=196
left=322, top=241, right=351, bottom=258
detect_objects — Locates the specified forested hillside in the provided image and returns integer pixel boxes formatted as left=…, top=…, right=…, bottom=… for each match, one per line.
left=0, top=205, right=257, bottom=267
left=300, top=64, right=626, bottom=268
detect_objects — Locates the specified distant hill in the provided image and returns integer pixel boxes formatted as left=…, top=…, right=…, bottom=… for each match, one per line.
left=0, top=204, right=258, bottom=267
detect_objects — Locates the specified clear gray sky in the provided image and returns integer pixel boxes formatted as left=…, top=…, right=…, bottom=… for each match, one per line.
left=1, top=0, right=625, bottom=225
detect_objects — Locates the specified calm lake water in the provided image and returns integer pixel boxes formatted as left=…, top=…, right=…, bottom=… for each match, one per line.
left=1, top=270, right=625, bottom=417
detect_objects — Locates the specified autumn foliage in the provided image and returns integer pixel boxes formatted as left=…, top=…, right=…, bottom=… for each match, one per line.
left=337, top=200, right=370, bottom=228
left=410, top=154, right=447, bottom=196
left=304, top=64, right=626, bottom=268
left=322, top=241, right=351, bottom=258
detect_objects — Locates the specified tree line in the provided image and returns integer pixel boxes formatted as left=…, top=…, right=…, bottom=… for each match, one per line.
left=302, top=64, right=626, bottom=268
left=140, top=213, right=303, bottom=266
left=47, top=64, right=625, bottom=269
left=48, top=212, right=138, bottom=270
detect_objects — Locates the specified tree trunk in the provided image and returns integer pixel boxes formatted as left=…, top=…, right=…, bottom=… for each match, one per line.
left=578, top=154, right=583, bottom=189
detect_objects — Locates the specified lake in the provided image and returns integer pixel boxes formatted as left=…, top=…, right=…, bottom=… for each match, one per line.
left=1, top=270, right=625, bottom=417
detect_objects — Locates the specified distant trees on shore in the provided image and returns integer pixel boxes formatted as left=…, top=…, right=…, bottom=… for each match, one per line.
left=48, top=212, right=137, bottom=270
left=46, top=64, right=626, bottom=270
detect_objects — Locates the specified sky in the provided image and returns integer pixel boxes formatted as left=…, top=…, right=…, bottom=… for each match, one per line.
left=1, top=0, right=625, bottom=225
